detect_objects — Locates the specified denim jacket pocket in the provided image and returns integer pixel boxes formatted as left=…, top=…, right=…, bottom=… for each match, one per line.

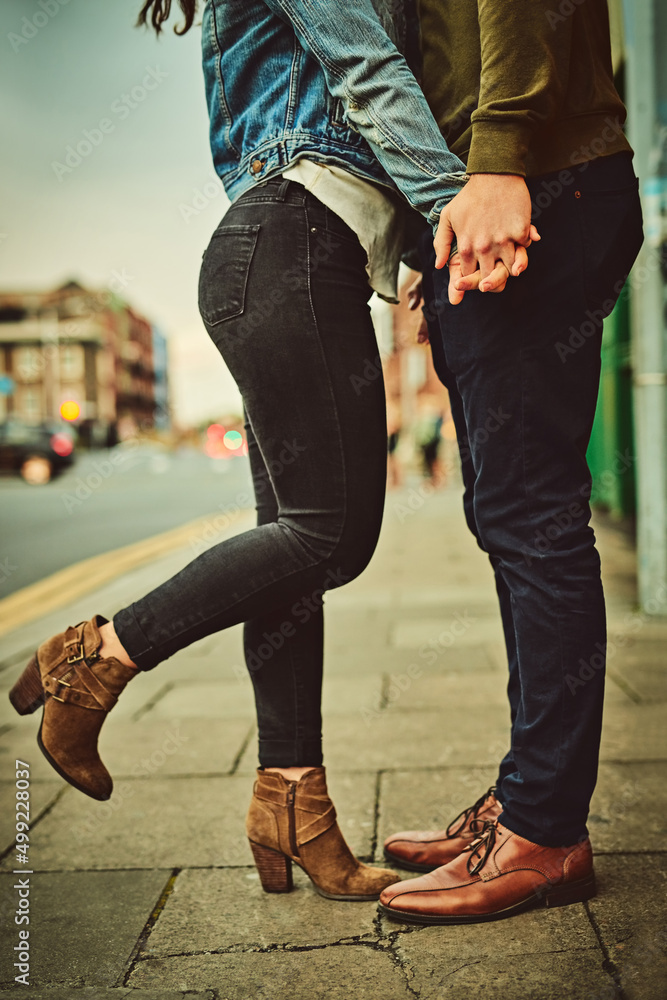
left=198, top=224, right=260, bottom=327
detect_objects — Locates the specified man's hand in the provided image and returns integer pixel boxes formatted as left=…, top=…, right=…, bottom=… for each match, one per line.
left=434, top=174, right=540, bottom=278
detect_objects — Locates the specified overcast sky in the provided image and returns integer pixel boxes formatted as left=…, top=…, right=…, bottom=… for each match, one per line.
left=1, top=0, right=242, bottom=425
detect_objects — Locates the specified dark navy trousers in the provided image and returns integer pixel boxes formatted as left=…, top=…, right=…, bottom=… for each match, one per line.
left=422, top=152, right=643, bottom=846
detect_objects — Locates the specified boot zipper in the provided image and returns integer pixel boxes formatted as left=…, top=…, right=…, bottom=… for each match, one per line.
left=287, top=782, right=298, bottom=857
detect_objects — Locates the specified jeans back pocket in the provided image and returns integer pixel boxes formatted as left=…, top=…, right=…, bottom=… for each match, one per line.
left=198, top=224, right=260, bottom=327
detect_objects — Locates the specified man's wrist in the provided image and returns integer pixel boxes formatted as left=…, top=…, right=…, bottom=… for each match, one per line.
left=466, top=120, right=533, bottom=176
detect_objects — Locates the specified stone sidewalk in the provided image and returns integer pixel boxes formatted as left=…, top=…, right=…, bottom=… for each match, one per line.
left=0, top=482, right=665, bottom=999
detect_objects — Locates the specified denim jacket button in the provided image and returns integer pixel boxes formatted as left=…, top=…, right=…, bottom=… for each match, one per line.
left=251, top=159, right=264, bottom=174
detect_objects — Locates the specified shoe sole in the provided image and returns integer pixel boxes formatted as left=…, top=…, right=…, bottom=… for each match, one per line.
left=378, top=873, right=597, bottom=925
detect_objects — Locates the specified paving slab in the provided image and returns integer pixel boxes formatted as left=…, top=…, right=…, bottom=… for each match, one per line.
left=286, top=708, right=510, bottom=775
left=609, top=656, right=667, bottom=703
left=0, top=779, right=63, bottom=857
left=391, top=616, right=505, bottom=650
left=384, top=667, right=507, bottom=711
left=323, top=642, right=502, bottom=679
left=0, top=717, right=72, bottom=785
left=0, top=771, right=379, bottom=872
left=604, top=674, right=639, bottom=706
left=392, top=948, right=616, bottom=999
left=142, top=680, right=256, bottom=722
left=377, top=767, right=499, bottom=860
left=128, top=946, right=414, bottom=998
left=102, top=716, right=253, bottom=778
left=0, top=992, right=215, bottom=1000
left=161, top=628, right=248, bottom=684
left=144, top=867, right=383, bottom=955
left=145, top=675, right=384, bottom=722
left=0, top=715, right=253, bottom=786
left=0, top=777, right=250, bottom=872
left=391, top=901, right=599, bottom=959
left=589, top=854, right=667, bottom=1000
left=599, top=703, right=667, bottom=761
left=588, top=761, right=667, bottom=852
left=0, top=869, right=169, bottom=988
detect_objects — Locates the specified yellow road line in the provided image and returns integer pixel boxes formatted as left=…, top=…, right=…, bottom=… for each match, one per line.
left=0, top=508, right=254, bottom=639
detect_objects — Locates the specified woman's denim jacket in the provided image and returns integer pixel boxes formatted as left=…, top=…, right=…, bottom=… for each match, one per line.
left=202, top=0, right=466, bottom=224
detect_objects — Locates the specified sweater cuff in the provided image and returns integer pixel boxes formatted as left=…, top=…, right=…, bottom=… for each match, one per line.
left=466, top=120, right=534, bottom=176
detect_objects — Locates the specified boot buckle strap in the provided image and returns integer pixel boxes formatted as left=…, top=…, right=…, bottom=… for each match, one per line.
left=71, top=659, right=117, bottom=712
left=52, top=677, right=72, bottom=703
left=67, top=643, right=84, bottom=664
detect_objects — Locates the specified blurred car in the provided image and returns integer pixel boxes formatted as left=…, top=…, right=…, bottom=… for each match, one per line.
left=0, top=419, right=76, bottom=484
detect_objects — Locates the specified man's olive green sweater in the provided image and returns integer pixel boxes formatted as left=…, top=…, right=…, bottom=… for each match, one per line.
left=418, top=0, right=632, bottom=176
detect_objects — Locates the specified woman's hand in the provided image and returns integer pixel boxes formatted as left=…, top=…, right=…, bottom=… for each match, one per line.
left=406, top=274, right=430, bottom=343
left=447, top=249, right=522, bottom=305
left=406, top=239, right=531, bottom=343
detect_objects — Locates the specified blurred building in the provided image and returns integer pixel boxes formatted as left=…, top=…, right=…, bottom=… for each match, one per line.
left=0, top=280, right=169, bottom=443
left=152, top=326, right=170, bottom=431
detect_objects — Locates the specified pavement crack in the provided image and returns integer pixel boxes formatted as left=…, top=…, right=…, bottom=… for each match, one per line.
left=370, top=769, right=383, bottom=858
left=132, top=681, right=175, bottom=721
left=0, top=782, right=69, bottom=865
left=122, top=867, right=181, bottom=986
left=385, top=931, right=421, bottom=998
left=607, top=668, right=642, bottom=704
left=379, top=674, right=390, bottom=711
left=584, top=899, right=629, bottom=1000
left=442, top=959, right=484, bottom=979
left=140, top=938, right=388, bottom=961
left=228, top=722, right=255, bottom=775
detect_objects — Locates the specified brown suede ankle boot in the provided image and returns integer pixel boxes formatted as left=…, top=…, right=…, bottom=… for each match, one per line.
left=246, top=767, right=400, bottom=900
left=9, top=615, right=138, bottom=801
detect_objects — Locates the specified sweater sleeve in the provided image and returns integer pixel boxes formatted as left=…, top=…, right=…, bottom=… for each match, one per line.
left=467, top=0, right=574, bottom=175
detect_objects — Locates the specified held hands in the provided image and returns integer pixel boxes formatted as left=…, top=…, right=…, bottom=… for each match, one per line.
left=434, top=173, right=540, bottom=301
left=407, top=252, right=512, bottom=344
left=408, top=175, right=541, bottom=339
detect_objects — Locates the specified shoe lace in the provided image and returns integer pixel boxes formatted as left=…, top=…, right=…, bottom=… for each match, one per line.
left=445, top=785, right=496, bottom=840
left=463, top=819, right=498, bottom=876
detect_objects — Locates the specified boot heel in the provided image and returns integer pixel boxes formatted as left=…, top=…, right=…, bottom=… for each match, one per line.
left=9, top=655, right=44, bottom=715
left=545, top=873, right=596, bottom=908
left=249, top=841, right=293, bottom=893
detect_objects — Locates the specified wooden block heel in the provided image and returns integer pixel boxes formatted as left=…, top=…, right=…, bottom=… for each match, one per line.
left=249, top=841, right=293, bottom=893
left=9, top=655, right=44, bottom=715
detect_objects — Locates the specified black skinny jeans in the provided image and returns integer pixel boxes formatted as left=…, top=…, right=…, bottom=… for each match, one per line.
left=114, top=178, right=387, bottom=766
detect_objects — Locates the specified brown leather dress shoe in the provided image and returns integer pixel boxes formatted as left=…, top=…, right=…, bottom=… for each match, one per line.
left=247, top=767, right=400, bottom=900
left=379, top=820, right=595, bottom=924
left=383, top=785, right=502, bottom=871
left=9, top=615, right=138, bottom=801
